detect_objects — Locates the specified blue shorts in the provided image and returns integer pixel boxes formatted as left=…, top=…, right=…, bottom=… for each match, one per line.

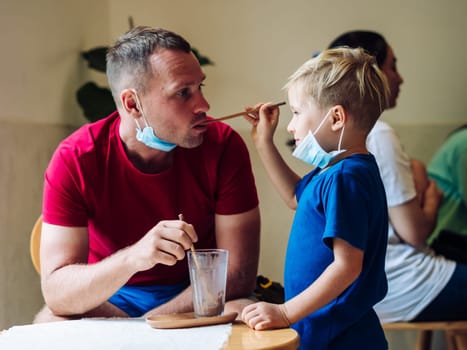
left=108, top=281, right=189, bottom=317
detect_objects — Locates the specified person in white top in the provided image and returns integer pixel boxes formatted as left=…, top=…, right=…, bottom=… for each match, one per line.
left=328, top=30, right=467, bottom=322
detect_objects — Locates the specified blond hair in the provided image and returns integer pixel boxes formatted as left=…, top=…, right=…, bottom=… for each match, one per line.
left=284, top=47, right=389, bottom=131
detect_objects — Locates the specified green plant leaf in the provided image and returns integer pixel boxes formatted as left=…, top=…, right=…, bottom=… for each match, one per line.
left=81, top=47, right=108, bottom=72
left=76, top=82, right=115, bottom=122
left=192, top=47, right=214, bottom=66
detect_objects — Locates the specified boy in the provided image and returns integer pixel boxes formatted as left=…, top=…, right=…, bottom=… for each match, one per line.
left=241, top=48, right=390, bottom=349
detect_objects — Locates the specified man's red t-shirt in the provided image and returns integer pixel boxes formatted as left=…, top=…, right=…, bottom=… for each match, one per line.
left=43, top=112, right=259, bottom=286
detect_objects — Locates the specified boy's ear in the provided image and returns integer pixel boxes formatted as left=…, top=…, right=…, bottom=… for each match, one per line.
left=330, top=105, right=346, bottom=131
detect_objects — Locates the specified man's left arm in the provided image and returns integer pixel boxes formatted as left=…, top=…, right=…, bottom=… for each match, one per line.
left=216, top=207, right=261, bottom=299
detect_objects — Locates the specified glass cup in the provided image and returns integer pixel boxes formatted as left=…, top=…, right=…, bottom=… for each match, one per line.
left=187, top=249, right=229, bottom=318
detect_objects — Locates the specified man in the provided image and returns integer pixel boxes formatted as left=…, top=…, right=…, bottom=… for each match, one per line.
left=35, top=26, right=260, bottom=321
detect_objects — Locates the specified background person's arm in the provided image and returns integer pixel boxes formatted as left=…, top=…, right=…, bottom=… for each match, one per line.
left=367, top=123, right=443, bottom=247
left=460, top=150, right=467, bottom=208
left=411, top=158, right=430, bottom=206
left=389, top=179, right=443, bottom=247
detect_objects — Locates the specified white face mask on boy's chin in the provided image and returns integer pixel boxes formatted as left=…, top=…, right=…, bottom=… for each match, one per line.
left=292, top=108, right=346, bottom=168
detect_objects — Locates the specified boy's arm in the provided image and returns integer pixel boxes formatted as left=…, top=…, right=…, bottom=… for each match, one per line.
left=242, top=238, right=363, bottom=330
left=246, top=103, right=301, bottom=209
left=283, top=238, right=363, bottom=324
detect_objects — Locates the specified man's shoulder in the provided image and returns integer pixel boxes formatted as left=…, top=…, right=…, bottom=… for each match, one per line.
left=58, top=112, right=119, bottom=156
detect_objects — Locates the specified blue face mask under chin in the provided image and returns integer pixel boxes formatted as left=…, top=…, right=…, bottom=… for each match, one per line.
left=135, top=124, right=177, bottom=152
left=292, top=109, right=346, bottom=168
left=132, top=90, right=177, bottom=152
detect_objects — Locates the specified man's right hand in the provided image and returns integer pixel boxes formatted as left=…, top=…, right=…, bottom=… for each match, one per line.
left=128, top=219, right=198, bottom=272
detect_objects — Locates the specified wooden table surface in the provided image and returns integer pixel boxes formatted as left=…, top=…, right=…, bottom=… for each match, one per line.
left=0, top=318, right=300, bottom=350
left=224, top=321, right=300, bottom=350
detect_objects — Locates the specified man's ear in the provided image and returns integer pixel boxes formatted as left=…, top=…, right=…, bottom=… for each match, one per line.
left=120, top=89, right=139, bottom=115
left=330, top=105, right=346, bottom=131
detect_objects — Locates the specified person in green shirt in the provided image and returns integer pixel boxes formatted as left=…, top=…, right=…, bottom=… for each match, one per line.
left=428, top=125, right=467, bottom=263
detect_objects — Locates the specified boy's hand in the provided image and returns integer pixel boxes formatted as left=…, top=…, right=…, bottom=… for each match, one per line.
left=243, top=102, right=281, bottom=148
left=224, top=297, right=257, bottom=319
left=241, top=302, right=290, bottom=330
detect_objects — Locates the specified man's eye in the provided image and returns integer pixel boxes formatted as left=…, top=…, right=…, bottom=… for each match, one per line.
left=176, top=88, right=191, bottom=98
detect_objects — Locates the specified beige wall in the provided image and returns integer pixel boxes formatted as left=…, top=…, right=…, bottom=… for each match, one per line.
left=107, top=0, right=467, bottom=126
left=0, top=0, right=109, bottom=126
left=0, top=2, right=465, bottom=349
left=0, top=121, right=73, bottom=328
left=0, top=0, right=109, bottom=329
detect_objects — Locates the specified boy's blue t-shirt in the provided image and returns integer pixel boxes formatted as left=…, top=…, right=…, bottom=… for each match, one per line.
left=285, top=154, right=388, bottom=350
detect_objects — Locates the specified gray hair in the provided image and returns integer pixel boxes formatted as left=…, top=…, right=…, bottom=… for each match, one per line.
left=106, top=26, right=191, bottom=105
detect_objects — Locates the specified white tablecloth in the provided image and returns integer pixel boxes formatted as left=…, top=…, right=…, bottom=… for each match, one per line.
left=0, top=318, right=232, bottom=350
